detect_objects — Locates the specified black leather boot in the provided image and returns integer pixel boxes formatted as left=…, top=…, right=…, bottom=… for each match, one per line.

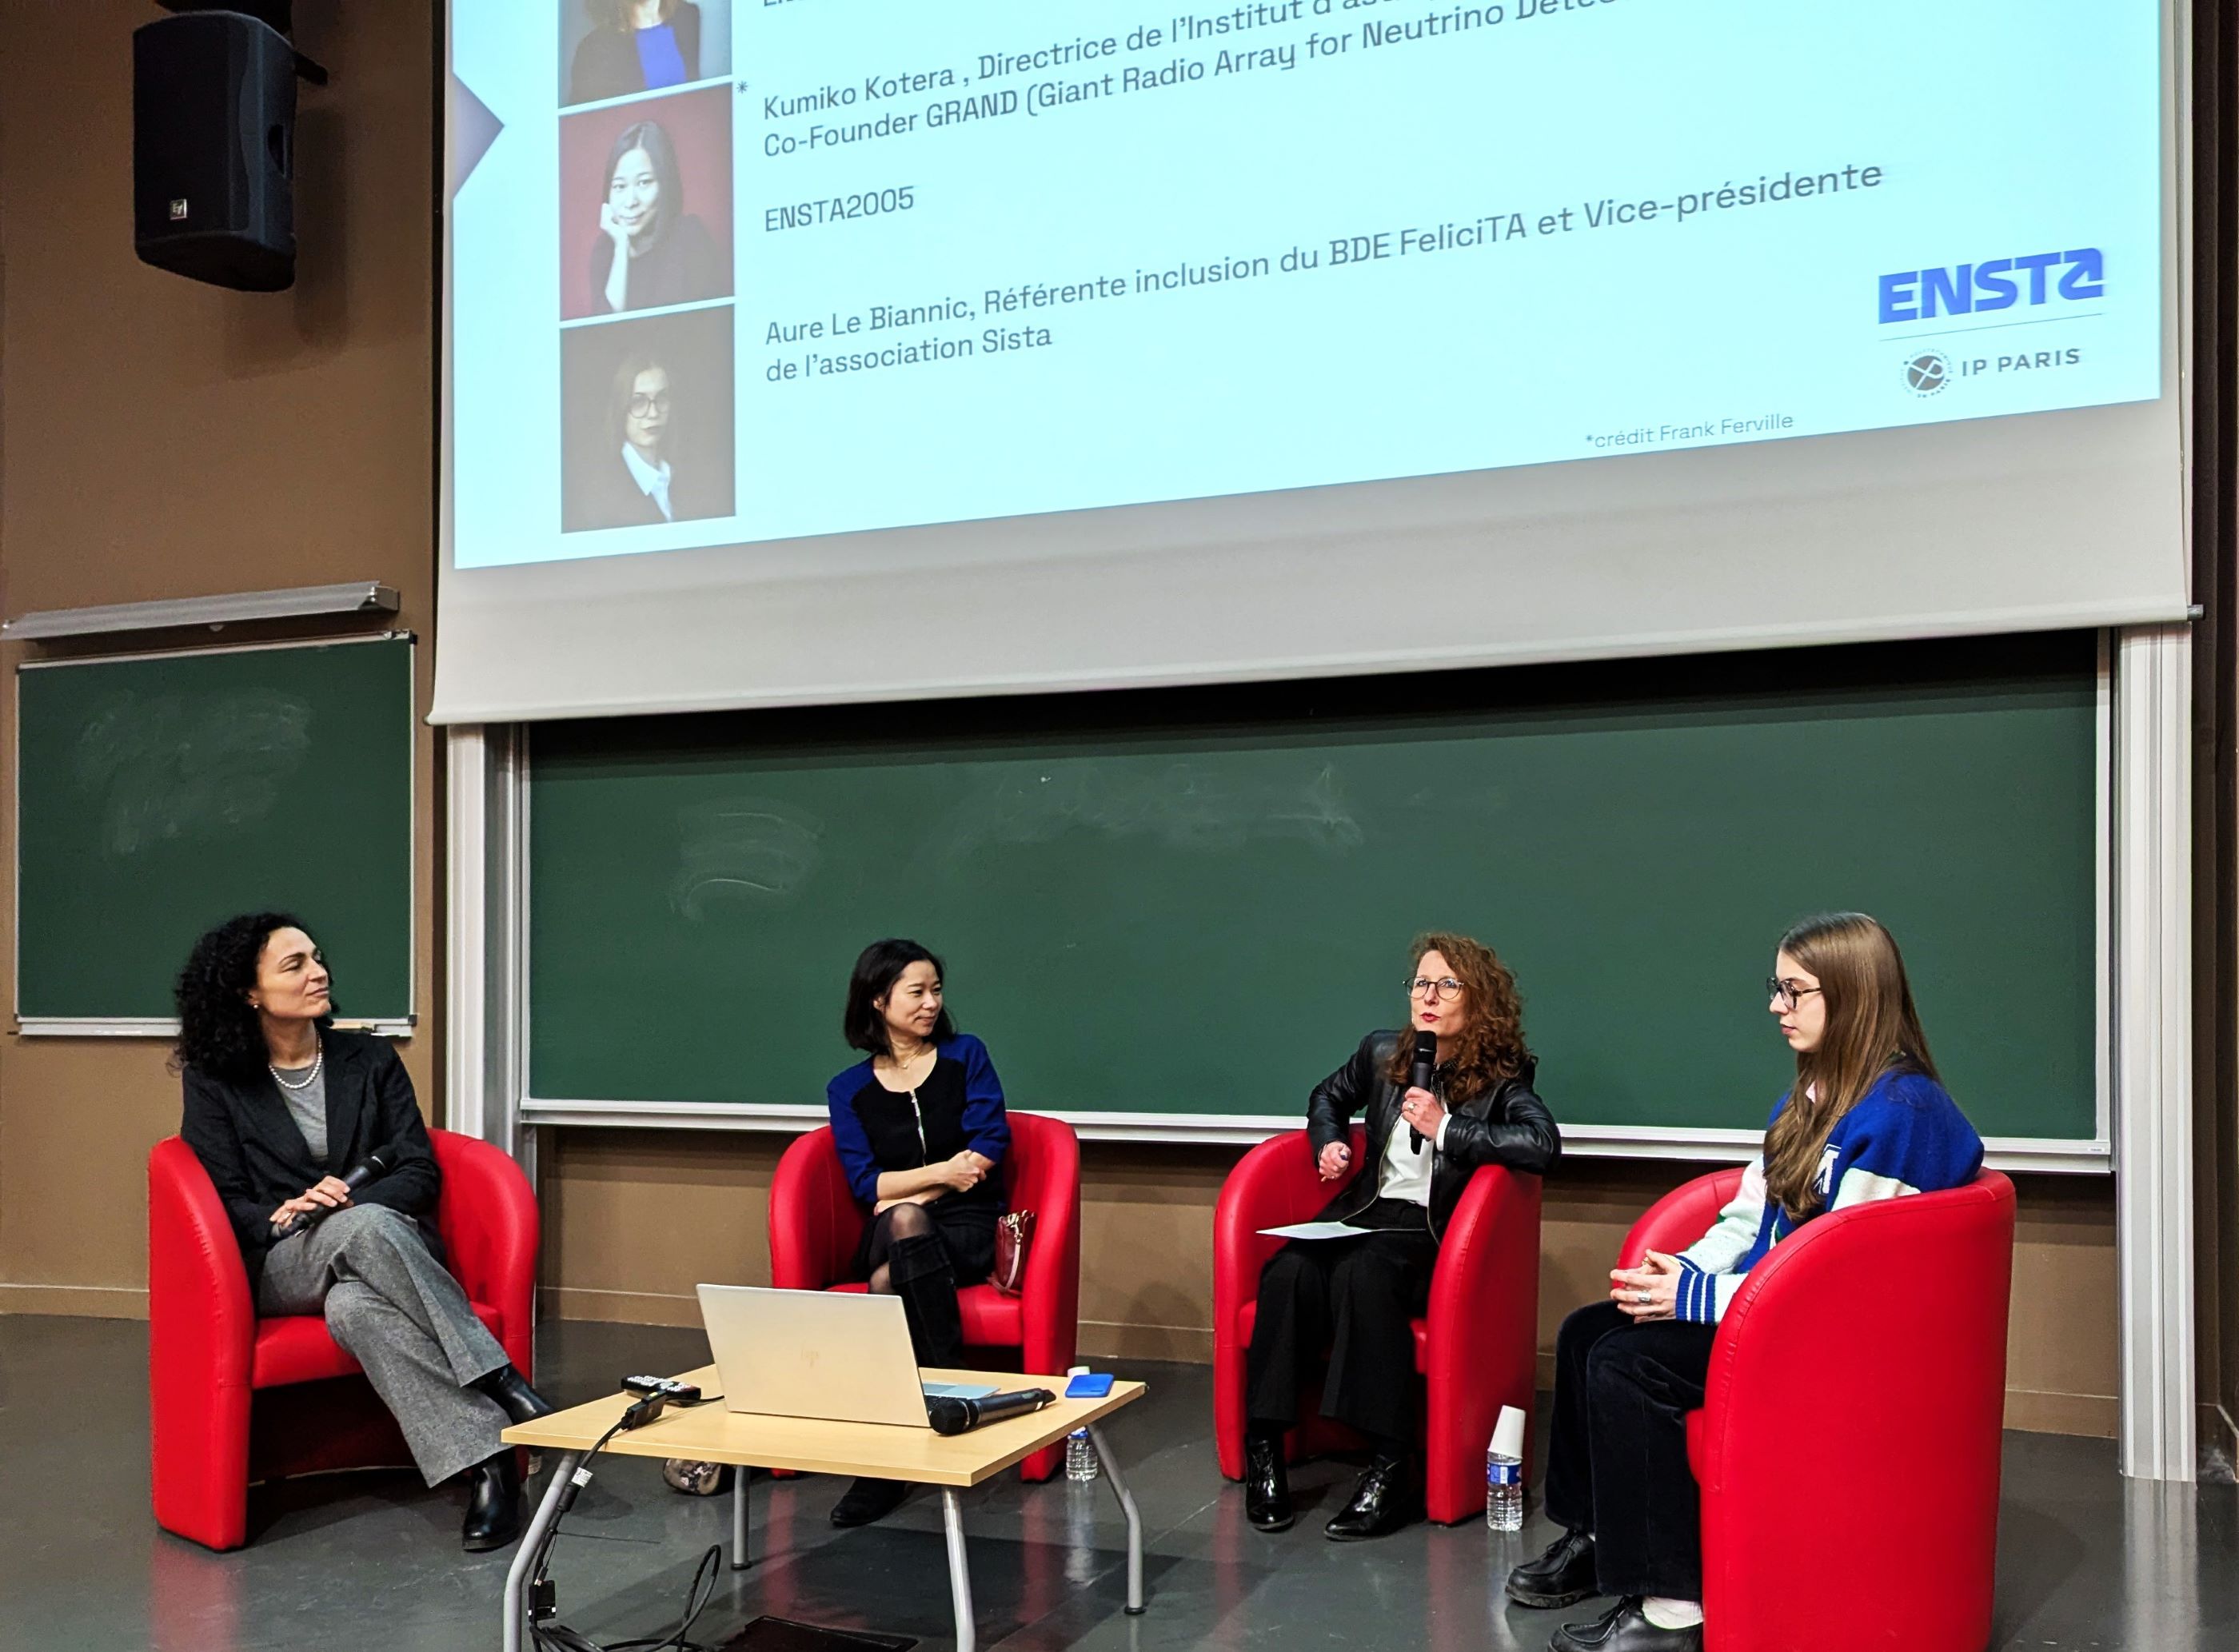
left=471, top=1365, right=555, bottom=1426
left=888, top=1234, right=966, bottom=1367
left=461, top=1450, right=523, bottom=1552
left=831, top=1476, right=912, bottom=1527
left=1323, top=1453, right=1423, bottom=1541
left=1551, top=1598, right=1703, bottom=1652
left=1243, top=1432, right=1294, bottom=1533
left=1507, top=1528, right=1600, bottom=1608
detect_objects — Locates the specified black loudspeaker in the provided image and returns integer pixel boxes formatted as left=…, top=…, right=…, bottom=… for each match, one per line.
left=133, top=11, right=298, bottom=291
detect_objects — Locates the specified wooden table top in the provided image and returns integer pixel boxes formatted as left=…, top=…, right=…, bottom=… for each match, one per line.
left=502, top=1367, right=1146, bottom=1488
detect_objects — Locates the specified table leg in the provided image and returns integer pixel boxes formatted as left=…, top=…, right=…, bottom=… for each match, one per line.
left=732, top=1467, right=751, bottom=1570
left=941, top=1487, right=976, bottom=1652
left=1087, top=1424, right=1145, bottom=1614
left=503, top=1450, right=581, bottom=1652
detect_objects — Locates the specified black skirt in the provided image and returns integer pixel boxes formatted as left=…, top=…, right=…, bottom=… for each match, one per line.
left=854, top=1198, right=999, bottom=1286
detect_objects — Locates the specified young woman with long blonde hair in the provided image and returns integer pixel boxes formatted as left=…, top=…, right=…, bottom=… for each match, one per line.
left=1507, top=912, right=1984, bottom=1652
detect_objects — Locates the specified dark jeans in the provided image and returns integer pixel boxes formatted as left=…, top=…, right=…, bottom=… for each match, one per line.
left=1245, top=1199, right=1437, bottom=1450
left=1543, top=1300, right=1719, bottom=1600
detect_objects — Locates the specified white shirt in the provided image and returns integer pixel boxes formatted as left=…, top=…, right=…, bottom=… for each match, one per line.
left=621, top=442, right=674, bottom=521
left=1375, top=1107, right=1451, bottom=1206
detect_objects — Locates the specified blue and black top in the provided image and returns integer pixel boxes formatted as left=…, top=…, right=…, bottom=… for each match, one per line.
left=825, top=1033, right=1011, bottom=1211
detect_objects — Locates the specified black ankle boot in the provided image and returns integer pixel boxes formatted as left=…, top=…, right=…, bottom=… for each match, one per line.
left=1323, top=1453, right=1423, bottom=1541
left=471, top=1365, right=554, bottom=1427
left=461, top=1451, right=523, bottom=1551
left=888, top=1234, right=966, bottom=1367
left=831, top=1476, right=912, bottom=1528
left=1243, top=1432, right=1293, bottom=1532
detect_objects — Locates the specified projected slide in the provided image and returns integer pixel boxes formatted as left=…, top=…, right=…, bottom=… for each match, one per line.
left=449, top=1, right=2163, bottom=569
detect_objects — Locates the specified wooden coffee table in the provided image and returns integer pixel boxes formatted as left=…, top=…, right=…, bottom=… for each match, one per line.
left=500, top=1367, right=1147, bottom=1652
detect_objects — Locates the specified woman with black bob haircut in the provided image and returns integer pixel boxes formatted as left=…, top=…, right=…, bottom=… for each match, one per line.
left=590, top=118, right=721, bottom=316
left=820, top=937, right=1012, bottom=1530
left=174, top=912, right=551, bottom=1552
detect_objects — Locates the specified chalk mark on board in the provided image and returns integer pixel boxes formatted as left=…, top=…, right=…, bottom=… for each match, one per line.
left=933, top=760, right=1363, bottom=860
left=671, top=798, right=824, bottom=918
left=72, top=690, right=314, bottom=857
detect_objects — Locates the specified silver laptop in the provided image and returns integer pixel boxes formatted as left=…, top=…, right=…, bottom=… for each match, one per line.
left=696, top=1283, right=936, bottom=1428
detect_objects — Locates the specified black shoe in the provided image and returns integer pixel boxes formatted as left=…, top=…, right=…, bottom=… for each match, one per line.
left=1323, top=1454, right=1423, bottom=1541
left=471, top=1366, right=555, bottom=1427
left=830, top=1476, right=912, bottom=1528
left=1507, top=1528, right=1600, bottom=1608
left=1243, top=1433, right=1294, bottom=1533
left=1551, top=1599, right=1702, bottom=1652
left=461, top=1451, right=523, bottom=1552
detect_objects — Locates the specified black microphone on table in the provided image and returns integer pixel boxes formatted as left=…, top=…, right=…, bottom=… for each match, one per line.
left=1408, top=1030, right=1438, bottom=1155
left=273, top=1151, right=390, bottom=1239
left=925, top=1387, right=1057, bottom=1436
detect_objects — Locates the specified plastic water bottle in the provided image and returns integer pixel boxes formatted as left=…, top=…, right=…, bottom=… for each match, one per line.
left=1064, top=1366, right=1100, bottom=1482
left=1485, top=1404, right=1526, bottom=1531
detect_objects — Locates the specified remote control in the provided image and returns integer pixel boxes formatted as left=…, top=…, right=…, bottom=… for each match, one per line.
left=622, top=1375, right=703, bottom=1404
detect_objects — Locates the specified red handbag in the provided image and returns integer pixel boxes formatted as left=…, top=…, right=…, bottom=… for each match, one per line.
left=992, top=1208, right=1036, bottom=1295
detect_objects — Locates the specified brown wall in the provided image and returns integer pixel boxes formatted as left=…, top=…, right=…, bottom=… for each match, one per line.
left=542, top=1132, right=2125, bottom=1438
left=0, top=0, right=2134, bottom=1443
left=0, top=3, right=441, bottom=1315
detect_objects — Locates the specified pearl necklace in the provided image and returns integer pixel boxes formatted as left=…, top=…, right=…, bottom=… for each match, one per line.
left=269, top=1047, right=325, bottom=1091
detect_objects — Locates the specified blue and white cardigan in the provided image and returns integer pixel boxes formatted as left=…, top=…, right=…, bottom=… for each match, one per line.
left=1671, top=1068, right=1983, bottom=1323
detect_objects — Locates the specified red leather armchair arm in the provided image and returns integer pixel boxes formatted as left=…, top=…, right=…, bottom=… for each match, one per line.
left=1617, top=1168, right=1745, bottom=1268
left=1688, top=1173, right=2014, bottom=1652
left=1005, top=1114, right=1081, bottom=1377
left=429, top=1128, right=540, bottom=1375
left=1213, top=1125, right=1367, bottom=1338
left=1422, top=1163, right=1542, bottom=1518
left=769, top=1127, right=865, bottom=1291
left=147, top=1136, right=257, bottom=1548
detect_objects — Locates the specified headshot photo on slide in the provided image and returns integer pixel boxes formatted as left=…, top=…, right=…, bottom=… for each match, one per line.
left=562, top=0, right=732, bottom=109
left=561, top=85, right=733, bottom=320
left=561, top=306, right=736, bottom=535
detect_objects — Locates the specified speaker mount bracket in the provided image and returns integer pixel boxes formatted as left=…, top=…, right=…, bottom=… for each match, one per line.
left=156, top=2, right=326, bottom=84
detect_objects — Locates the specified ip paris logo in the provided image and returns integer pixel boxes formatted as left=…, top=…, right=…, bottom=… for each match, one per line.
left=1903, top=353, right=1950, bottom=397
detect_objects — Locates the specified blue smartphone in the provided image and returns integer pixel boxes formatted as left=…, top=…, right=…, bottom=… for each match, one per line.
left=1064, top=1372, right=1115, bottom=1399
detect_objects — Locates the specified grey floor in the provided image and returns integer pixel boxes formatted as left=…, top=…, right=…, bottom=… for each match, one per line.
left=1, top=1315, right=2233, bottom=1652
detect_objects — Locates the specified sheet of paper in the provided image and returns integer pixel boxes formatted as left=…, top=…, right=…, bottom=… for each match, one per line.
left=1257, top=1221, right=1380, bottom=1243
left=921, top=1382, right=1001, bottom=1400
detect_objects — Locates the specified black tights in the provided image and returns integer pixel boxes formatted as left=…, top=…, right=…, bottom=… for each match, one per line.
left=864, top=1199, right=935, bottom=1295
left=861, top=1202, right=964, bottom=1367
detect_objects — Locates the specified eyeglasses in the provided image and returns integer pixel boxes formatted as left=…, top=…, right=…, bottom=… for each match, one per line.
left=628, top=392, right=672, bottom=417
left=1766, top=977, right=1824, bottom=1011
left=1405, top=976, right=1466, bottom=1000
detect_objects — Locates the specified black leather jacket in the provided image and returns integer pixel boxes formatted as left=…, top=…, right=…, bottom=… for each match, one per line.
left=1307, top=1031, right=1560, bottom=1241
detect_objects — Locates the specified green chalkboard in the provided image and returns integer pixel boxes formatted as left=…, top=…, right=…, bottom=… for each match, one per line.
left=528, top=633, right=2100, bottom=1145
left=14, top=637, right=415, bottom=1027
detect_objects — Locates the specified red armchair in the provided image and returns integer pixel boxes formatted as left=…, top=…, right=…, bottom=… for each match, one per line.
left=768, top=1111, right=1082, bottom=1482
left=1213, top=1126, right=1543, bottom=1524
left=148, top=1127, right=538, bottom=1550
left=1620, top=1168, right=2016, bottom=1652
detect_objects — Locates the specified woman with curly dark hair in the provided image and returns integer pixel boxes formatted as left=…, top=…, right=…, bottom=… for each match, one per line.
left=174, top=912, right=550, bottom=1551
left=1240, top=932, right=1559, bottom=1542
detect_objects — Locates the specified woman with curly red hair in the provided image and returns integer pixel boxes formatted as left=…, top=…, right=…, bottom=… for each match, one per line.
left=1242, top=932, right=1560, bottom=1541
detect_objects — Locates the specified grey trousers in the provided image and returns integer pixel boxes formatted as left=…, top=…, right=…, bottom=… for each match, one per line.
left=257, top=1203, right=512, bottom=1486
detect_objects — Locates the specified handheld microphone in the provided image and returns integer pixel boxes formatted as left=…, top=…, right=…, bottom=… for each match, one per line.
left=274, top=1151, right=390, bottom=1239
left=925, top=1387, right=1057, bottom=1436
left=1408, top=1032, right=1438, bottom=1155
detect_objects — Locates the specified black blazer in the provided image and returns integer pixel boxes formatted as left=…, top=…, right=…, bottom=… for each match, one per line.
left=567, top=447, right=682, bottom=532
left=569, top=4, right=703, bottom=106
left=1307, top=1030, right=1559, bottom=1240
left=178, top=1030, right=441, bottom=1298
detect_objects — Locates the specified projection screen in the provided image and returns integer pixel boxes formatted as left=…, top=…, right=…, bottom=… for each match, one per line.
left=434, top=0, right=2189, bottom=724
